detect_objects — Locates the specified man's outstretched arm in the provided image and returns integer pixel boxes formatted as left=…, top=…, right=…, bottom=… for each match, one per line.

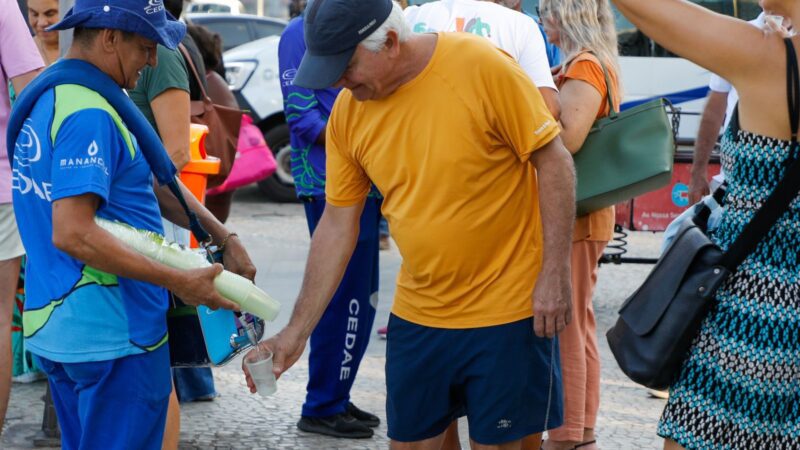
left=689, top=90, right=727, bottom=204
left=243, top=199, right=365, bottom=389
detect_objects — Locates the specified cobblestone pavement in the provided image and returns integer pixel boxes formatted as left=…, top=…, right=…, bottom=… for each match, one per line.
left=2, top=187, right=669, bottom=449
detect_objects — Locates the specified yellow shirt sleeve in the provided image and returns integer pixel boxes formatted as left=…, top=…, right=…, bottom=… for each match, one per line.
left=486, top=52, right=560, bottom=162
left=324, top=97, right=372, bottom=206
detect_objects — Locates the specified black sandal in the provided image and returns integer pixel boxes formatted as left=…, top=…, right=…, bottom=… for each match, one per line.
left=572, top=440, right=597, bottom=449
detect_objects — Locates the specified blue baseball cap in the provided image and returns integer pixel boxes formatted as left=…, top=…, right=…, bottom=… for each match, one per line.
left=294, top=0, right=393, bottom=89
left=47, top=0, right=186, bottom=50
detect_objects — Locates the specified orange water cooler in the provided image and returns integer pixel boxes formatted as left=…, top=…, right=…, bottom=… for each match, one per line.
left=180, top=124, right=220, bottom=248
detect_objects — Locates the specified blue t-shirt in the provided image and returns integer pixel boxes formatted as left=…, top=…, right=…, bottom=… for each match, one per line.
left=12, top=84, right=168, bottom=363
left=522, top=9, right=561, bottom=67
left=278, top=16, right=341, bottom=198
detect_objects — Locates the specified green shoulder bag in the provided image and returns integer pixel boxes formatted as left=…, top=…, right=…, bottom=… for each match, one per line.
left=573, top=59, right=676, bottom=216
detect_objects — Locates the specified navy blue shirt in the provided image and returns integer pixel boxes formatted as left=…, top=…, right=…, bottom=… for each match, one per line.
left=523, top=9, right=561, bottom=67
left=278, top=16, right=341, bottom=198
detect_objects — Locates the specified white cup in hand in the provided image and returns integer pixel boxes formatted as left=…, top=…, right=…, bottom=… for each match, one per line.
left=244, top=349, right=277, bottom=397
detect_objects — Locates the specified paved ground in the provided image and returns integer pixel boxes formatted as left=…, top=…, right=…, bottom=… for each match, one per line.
left=1, top=186, right=670, bottom=449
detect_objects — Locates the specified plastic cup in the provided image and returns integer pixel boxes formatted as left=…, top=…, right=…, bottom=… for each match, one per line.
left=244, top=349, right=277, bottom=397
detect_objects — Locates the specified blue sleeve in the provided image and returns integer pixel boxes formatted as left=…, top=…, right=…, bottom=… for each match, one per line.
left=50, top=109, right=125, bottom=205
left=278, top=20, right=326, bottom=150
left=537, top=22, right=561, bottom=67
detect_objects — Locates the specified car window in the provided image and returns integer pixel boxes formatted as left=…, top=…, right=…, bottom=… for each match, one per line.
left=200, top=19, right=251, bottom=51
left=252, top=21, right=285, bottom=39
left=188, top=4, right=232, bottom=13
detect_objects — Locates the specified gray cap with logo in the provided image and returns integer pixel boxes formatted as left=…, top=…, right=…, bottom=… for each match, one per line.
left=293, top=0, right=393, bottom=89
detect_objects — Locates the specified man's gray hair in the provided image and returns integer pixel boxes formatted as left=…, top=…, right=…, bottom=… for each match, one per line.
left=360, top=1, right=410, bottom=52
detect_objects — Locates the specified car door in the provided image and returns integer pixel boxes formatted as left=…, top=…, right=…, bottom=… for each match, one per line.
left=251, top=20, right=286, bottom=39
left=199, top=18, right=253, bottom=51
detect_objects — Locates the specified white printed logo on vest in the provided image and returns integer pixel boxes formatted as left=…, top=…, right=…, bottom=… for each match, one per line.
left=59, top=140, right=109, bottom=176
left=14, top=121, right=41, bottom=168
left=12, top=120, right=52, bottom=201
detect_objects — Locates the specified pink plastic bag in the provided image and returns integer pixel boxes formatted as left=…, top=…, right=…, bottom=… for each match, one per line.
left=207, top=115, right=277, bottom=195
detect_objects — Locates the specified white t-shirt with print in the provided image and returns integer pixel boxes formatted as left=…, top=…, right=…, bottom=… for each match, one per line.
left=404, top=0, right=556, bottom=90
left=708, top=73, right=738, bottom=131
left=707, top=13, right=766, bottom=131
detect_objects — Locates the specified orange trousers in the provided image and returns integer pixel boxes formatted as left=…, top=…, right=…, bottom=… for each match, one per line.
left=547, top=239, right=606, bottom=442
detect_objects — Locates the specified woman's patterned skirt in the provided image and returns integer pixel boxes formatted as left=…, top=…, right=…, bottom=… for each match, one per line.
left=658, top=129, right=800, bottom=449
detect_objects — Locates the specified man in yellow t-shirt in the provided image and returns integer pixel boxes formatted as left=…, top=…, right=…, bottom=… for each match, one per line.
left=243, top=0, right=576, bottom=447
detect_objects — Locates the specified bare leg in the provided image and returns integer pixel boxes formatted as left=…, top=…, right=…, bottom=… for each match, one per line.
left=470, top=438, right=523, bottom=450
left=0, top=256, right=21, bottom=435
left=541, top=438, right=579, bottom=450
left=391, top=430, right=448, bottom=450
left=579, top=428, right=598, bottom=450
left=161, top=384, right=180, bottom=450
left=664, top=439, right=686, bottom=450
left=520, top=433, right=543, bottom=450
left=441, top=421, right=463, bottom=450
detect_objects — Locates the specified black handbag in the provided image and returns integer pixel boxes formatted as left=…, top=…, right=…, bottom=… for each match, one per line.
left=606, top=37, right=800, bottom=390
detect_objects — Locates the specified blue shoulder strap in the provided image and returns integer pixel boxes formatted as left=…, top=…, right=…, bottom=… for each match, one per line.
left=7, top=58, right=177, bottom=184
left=7, top=59, right=212, bottom=245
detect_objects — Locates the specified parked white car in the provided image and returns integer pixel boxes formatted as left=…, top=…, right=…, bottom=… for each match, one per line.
left=186, top=0, right=244, bottom=14
left=186, top=13, right=287, bottom=52
left=224, top=36, right=297, bottom=202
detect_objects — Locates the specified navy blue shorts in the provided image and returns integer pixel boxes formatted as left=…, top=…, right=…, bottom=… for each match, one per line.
left=35, top=345, right=171, bottom=450
left=386, top=314, right=563, bottom=445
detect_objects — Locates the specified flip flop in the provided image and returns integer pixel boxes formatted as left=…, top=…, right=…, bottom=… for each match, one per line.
left=572, top=440, right=597, bottom=449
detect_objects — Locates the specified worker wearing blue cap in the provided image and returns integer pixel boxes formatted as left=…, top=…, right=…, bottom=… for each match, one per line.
left=7, top=0, right=255, bottom=448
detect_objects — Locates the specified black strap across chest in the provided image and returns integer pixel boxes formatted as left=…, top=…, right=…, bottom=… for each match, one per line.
left=719, top=38, right=800, bottom=271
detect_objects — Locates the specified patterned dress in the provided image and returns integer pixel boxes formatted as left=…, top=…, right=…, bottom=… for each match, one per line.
left=657, top=124, right=800, bottom=449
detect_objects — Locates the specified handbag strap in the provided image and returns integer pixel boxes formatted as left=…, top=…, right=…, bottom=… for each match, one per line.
left=789, top=38, right=800, bottom=145
left=178, top=44, right=212, bottom=102
left=719, top=37, right=800, bottom=271
left=581, top=51, right=617, bottom=115
left=167, top=180, right=212, bottom=247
